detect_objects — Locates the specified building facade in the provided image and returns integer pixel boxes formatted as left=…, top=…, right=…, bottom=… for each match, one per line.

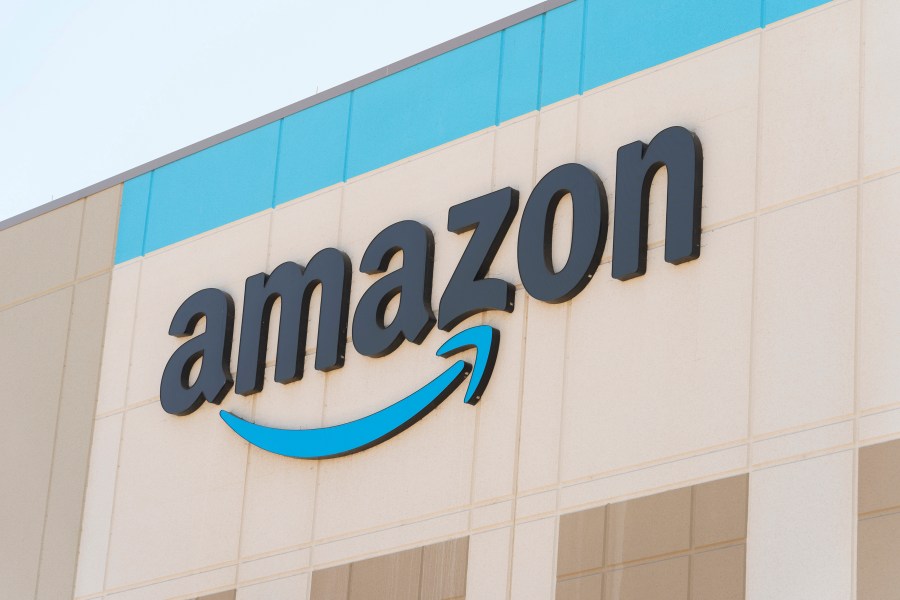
left=2, top=0, right=899, bottom=598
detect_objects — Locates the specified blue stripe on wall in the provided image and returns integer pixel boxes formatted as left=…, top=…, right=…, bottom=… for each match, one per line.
left=115, top=0, right=833, bottom=264
left=274, top=94, right=351, bottom=205
left=143, top=122, right=279, bottom=254
left=582, top=0, right=761, bottom=90
left=497, top=16, right=543, bottom=125
left=345, top=34, right=502, bottom=179
left=540, top=0, right=584, bottom=107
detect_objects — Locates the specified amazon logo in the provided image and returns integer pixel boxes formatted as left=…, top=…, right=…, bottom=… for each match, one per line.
left=159, top=126, right=703, bottom=459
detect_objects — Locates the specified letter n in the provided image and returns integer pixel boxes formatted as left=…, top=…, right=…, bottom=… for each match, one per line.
left=611, top=126, right=703, bottom=281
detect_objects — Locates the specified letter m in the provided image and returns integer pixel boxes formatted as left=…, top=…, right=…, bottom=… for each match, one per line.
left=235, top=248, right=351, bottom=395
left=611, top=126, right=703, bottom=281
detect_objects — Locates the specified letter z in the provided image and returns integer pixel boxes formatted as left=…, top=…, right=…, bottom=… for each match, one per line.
left=438, top=187, right=519, bottom=331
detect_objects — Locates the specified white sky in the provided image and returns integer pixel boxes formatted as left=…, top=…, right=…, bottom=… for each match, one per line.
left=0, top=0, right=537, bottom=221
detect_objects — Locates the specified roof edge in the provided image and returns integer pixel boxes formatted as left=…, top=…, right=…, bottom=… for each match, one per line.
left=0, top=0, right=572, bottom=232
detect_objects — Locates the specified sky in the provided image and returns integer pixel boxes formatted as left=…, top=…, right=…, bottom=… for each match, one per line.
left=0, top=0, right=538, bottom=221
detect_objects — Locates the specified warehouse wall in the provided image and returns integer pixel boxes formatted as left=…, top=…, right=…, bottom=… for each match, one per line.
left=0, top=185, right=120, bottom=599
left=0, top=0, right=896, bottom=598
left=66, top=0, right=900, bottom=598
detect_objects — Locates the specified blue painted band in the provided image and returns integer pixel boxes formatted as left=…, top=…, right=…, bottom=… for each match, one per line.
left=116, top=0, right=831, bottom=264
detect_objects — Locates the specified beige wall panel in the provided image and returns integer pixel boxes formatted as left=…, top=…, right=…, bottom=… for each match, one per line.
left=751, top=419, right=853, bottom=467
left=0, top=287, right=72, bottom=599
left=746, top=451, right=853, bottom=600
left=74, top=413, right=123, bottom=597
left=0, top=201, right=82, bottom=307
left=420, top=538, right=469, bottom=600
left=556, top=573, right=603, bottom=600
left=471, top=290, right=525, bottom=503
left=692, top=475, right=749, bottom=548
left=239, top=366, right=324, bottom=557
left=348, top=547, right=422, bottom=600
left=534, top=99, right=578, bottom=178
left=557, top=506, right=606, bottom=577
left=516, top=297, right=568, bottom=492
left=579, top=34, right=759, bottom=237
left=858, top=174, right=900, bottom=411
left=751, top=189, right=856, bottom=435
left=339, top=130, right=494, bottom=320
left=862, top=0, right=900, bottom=176
left=236, top=573, right=307, bottom=599
left=857, top=512, right=900, bottom=600
left=509, top=517, right=557, bottom=600
left=311, top=564, right=350, bottom=600
left=562, top=220, right=752, bottom=479
left=102, top=565, right=236, bottom=600
left=235, top=547, right=309, bottom=584
left=690, top=545, right=745, bottom=600
left=859, top=439, right=900, bottom=515
left=104, top=398, right=248, bottom=589
left=465, top=527, right=511, bottom=600
left=605, top=487, right=692, bottom=565
left=77, top=184, right=121, bottom=278
left=491, top=114, right=537, bottom=286
left=516, top=488, right=557, bottom=519
left=603, top=556, right=690, bottom=600
left=309, top=504, right=468, bottom=568
left=312, top=320, right=474, bottom=539
left=126, top=213, right=271, bottom=406
left=96, top=262, right=142, bottom=415
left=268, top=188, right=343, bottom=270
left=37, top=273, right=111, bottom=600
left=758, top=2, right=860, bottom=207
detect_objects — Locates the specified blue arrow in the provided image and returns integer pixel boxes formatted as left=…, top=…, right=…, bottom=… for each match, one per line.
left=219, top=324, right=500, bottom=459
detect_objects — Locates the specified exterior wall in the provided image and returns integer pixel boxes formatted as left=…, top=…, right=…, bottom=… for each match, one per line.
left=0, top=186, right=120, bottom=599
left=1, top=0, right=898, bottom=599
left=74, top=0, right=900, bottom=598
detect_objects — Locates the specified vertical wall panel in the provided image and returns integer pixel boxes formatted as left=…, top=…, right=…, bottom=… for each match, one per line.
left=274, top=93, right=351, bottom=204
left=539, top=0, right=584, bottom=106
left=345, top=34, right=501, bottom=179
left=497, top=16, right=543, bottom=123
left=746, top=453, right=853, bottom=600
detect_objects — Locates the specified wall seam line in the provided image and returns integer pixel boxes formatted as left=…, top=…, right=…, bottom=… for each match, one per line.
left=33, top=200, right=85, bottom=599
left=270, top=120, right=285, bottom=208
left=139, top=171, right=154, bottom=256
left=100, top=255, right=145, bottom=593
left=577, top=0, right=588, bottom=94
left=342, top=92, right=355, bottom=182
left=495, top=29, right=506, bottom=126
left=536, top=13, right=547, bottom=110
left=851, top=0, right=866, bottom=598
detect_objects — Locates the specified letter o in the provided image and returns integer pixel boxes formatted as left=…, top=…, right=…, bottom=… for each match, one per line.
left=517, top=163, right=608, bottom=303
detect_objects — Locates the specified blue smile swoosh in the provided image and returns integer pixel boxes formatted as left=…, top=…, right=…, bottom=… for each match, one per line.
left=219, top=325, right=499, bottom=459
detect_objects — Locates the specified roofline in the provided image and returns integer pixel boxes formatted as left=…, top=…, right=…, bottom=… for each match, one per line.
left=0, top=0, right=572, bottom=232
